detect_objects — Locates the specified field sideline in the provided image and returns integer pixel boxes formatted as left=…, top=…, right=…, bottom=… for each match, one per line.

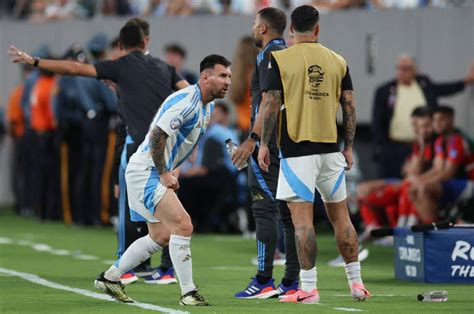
left=0, top=209, right=472, bottom=313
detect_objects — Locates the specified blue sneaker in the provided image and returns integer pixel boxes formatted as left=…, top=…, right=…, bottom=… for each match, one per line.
left=143, top=267, right=178, bottom=285
left=276, top=280, right=299, bottom=298
left=234, top=277, right=278, bottom=299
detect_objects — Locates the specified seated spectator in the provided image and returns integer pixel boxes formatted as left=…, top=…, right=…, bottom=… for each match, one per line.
left=372, top=54, right=474, bottom=179
left=430, top=0, right=472, bottom=7
left=411, top=106, right=474, bottom=223
left=357, top=107, right=436, bottom=240
left=230, top=0, right=275, bottom=15
left=164, top=44, right=198, bottom=84
left=28, top=0, right=48, bottom=23
left=371, top=0, right=428, bottom=9
left=77, top=0, right=98, bottom=18
left=191, top=0, right=222, bottom=14
left=312, top=0, right=366, bottom=12
left=45, top=0, right=79, bottom=21
left=166, top=0, right=193, bottom=16
left=101, top=0, right=131, bottom=16
left=179, top=102, right=242, bottom=232
left=129, top=0, right=153, bottom=15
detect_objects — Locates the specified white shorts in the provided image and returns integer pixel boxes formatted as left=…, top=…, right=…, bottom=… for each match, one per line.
left=125, top=163, right=167, bottom=223
left=277, top=152, right=347, bottom=203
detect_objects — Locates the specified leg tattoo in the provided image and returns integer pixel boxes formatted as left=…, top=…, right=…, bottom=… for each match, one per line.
left=295, top=226, right=317, bottom=270
left=337, top=226, right=358, bottom=263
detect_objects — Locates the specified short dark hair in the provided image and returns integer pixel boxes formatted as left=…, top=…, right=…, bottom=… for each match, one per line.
left=165, top=44, right=187, bottom=59
left=257, top=7, right=287, bottom=35
left=110, top=37, right=120, bottom=49
left=200, top=54, right=231, bottom=73
left=291, top=5, right=319, bottom=33
left=215, top=101, right=230, bottom=115
left=129, top=17, right=150, bottom=36
left=411, top=106, right=432, bottom=118
left=119, top=20, right=145, bottom=49
left=433, top=105, right=455, bottom=116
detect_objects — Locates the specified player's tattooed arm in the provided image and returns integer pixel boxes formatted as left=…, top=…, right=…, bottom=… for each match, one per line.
left=341, top=90, right=356, bottom=149
left=261, top=90, right=282, bottom=145
left=150, top=126, right=169, bottom=175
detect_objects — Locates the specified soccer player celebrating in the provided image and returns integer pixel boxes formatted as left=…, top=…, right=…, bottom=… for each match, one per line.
left=231, top=7, right=299, bottom=299
left=258, top=5, right=370, bottom=303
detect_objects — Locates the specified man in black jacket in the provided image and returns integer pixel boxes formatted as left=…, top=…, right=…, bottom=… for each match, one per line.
left=372, top=55, right=474, bottom=178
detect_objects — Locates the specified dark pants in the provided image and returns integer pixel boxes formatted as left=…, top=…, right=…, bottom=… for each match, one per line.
left=31, top=131, right=61, bottom=220
left=11, top=136, right=27, bottom=213
left=76, top=116, right=109, bottom=225
left=248, top=155, right=300, bottom=282
left=58, top=123, right=83, bottom=221
left=376, top=141, right=412, bottom=179
left=20, top=129, right=36, bottom=214
left=179, top=168, right=239, bottom=233
left=252, top=198, right=299, bottom=281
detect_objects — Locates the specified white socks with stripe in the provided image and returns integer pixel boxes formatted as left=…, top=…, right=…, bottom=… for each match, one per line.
left=105, top=234, right=162, bottom=282
left=300, top=267, right=317, bottom=292
left=345, top=262, right=363, bottom=286
left=169, top=234, right=196, bottom=295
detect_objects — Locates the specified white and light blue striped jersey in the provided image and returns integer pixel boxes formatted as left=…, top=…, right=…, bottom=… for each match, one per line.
left=128, top=84, right=214, bottom=171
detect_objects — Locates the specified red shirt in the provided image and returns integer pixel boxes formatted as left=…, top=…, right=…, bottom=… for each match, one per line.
left=409, top=137, right=436, bottom=173
left=434, top=132, right=474, bottom=179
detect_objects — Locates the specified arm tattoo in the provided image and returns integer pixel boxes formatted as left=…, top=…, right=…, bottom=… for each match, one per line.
left=261, top=90, right=282, bottom=145
left=149, top=126, right=169, bottom=174
left=341, top=90, right=356, bottom=149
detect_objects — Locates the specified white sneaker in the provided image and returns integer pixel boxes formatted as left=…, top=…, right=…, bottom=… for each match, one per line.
left=373, top=236, right=393, bottom=247
left=328, top=247, right=369, bottom=267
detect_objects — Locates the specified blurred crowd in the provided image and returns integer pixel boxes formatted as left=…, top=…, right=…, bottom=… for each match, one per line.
left=1, top=0, right=472, bottom=22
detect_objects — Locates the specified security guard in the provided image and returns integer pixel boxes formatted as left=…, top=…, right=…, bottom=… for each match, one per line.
left=53, top=44, right=88, bottom=224
left=20, top=45, right=51, bottom=217
left=76, top=33, right=117, bottom=225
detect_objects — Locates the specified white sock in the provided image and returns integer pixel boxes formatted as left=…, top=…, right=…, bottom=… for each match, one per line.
left=345, top=262, right=363, bottom=286
left=169, top=234, right=195, bottom=295
left=105, top=235, right=162, bottom=281
left=406, top=214, right=418, bottom=226
left=397, top=215, right=407, bottom=227
left=300, top=267, right=317, bottom=292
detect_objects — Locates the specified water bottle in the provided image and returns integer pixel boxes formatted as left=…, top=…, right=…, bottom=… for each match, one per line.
left=225, top=138, right=247, bottom=170
left=417, top=290, right=448, bottom=302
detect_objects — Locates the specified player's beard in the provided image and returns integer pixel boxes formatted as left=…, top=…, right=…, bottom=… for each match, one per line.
left=212, top=87, right=227, bottom=99
left=253, top=34, right=263, bottom=49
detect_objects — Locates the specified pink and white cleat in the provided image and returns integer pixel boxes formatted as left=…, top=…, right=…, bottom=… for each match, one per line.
left=279, top=289, right=320, bottom=304
left=350, top=283, right=370, bottom=301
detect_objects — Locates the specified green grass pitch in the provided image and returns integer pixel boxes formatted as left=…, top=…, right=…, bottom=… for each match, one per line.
left=0, top=209, right=472, bottom=313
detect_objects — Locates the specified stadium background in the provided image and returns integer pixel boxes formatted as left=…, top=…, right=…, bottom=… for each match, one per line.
left=0, top=6, right=474, bottom=204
